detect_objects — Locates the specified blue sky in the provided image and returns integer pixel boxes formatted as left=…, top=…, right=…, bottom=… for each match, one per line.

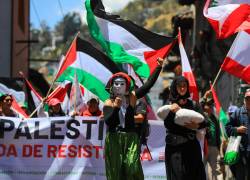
left=30, top=0, right=133, bottom=29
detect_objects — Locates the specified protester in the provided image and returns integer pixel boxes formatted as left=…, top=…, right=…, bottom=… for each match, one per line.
left=159, top=58, right=182, bottom=105
left=103, top=57, right=164, bottom=180
left=163, top=76, right=206, bottom=180
left=134, top=99, right=148, bottom=150
left=81, top=96, right=102, bottom=117
left=227, top=105, right=238, bottom=117
left=48, top=98, right=65, bottom=117
left=219, top=105, right=239, bottom=180
left=225, top=89, right=250, bottom=180
left=201, top=96, right=223, bottom=180
left=159, top=86, right=170, bottom=105
left=0, top=105, right=2, bottom=116
left=0, top=94, right=18, bottom=117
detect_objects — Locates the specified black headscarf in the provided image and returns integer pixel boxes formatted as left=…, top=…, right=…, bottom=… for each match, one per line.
left=169, top=76, right=190, bottom=103
left=0, top=94, right=11, bottom=103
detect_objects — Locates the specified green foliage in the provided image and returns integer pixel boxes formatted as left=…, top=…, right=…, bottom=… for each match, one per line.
left=30, top=0, right=183, bottom=67
left=55, top=12, right=82, bottom=43
left=119, top=0, right=182, bottom=35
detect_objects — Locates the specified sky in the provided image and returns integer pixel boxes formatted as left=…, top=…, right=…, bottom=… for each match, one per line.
left=30, top=0, right=133, bottom=29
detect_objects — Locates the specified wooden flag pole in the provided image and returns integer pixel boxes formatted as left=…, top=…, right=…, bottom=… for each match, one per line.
left=211, top=68, right=222, bottom=89
left=74, top=71, right=77, bottom=113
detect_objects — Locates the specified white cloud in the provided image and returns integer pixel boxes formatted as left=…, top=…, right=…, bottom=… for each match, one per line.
left=102, top=0, right=134, bottom=12
left=68, top=0, right=134, bottom=25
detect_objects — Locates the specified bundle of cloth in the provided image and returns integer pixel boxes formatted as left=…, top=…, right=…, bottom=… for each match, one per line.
left=157, top=105, right=204, bottom=128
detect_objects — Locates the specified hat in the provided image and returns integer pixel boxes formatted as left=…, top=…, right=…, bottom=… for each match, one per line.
left=245, top=89, right=250, bottom=98
left=48, top=98, right=61, bottom=106
left=227, top=105, right=238, bottom=113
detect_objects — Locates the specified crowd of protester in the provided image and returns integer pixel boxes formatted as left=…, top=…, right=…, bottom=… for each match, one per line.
left=0, top=57, right=249, bottom=180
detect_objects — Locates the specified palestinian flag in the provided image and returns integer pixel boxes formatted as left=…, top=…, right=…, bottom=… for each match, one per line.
left=46, top=83, right=71, bottom=103
left=21, top=70, right=72, bottom=115
left=55, top=37, right=120, bottom=102
left=221, top=31, right=250, bottom=84
left=85, top=0, right=175, bottom=78
left=210, top=84, right=229, bottom=139
left=20, top=72, right=43, bottom=109
left=203, top=0, right=250, bottom=39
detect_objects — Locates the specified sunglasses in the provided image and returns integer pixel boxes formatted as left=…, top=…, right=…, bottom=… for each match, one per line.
left=4, top=98, right=13, bottom=102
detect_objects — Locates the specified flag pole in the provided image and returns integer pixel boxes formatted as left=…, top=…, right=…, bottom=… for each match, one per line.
left=211, top=68, right=222, bottom=89
left=74, top=70, right=77, bottom=113
left=29, top=31, right=80, bottom=118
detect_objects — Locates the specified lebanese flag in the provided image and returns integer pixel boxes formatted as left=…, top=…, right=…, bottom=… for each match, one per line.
left=203, top=0, right=250, bottom=39
left=55, top=37, right=120, bottom=102
left=85, top=0, right=175, bottom=78
left=178, top=30, right=199, bottom=102
left=210, top=84, right=229, bottom=139
left=221, top=31, right=250, bottom=84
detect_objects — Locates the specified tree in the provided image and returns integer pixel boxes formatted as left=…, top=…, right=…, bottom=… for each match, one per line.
left=55, top=12, right=82, bottom=44
left=29, top=21, right=52, bottom=59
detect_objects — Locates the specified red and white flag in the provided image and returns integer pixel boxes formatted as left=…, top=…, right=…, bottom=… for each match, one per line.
left=69, top=72, right=86, bottom=115
left=178, top=30, right=199, bottom=102
left=203, top=0, right=250, bottom=39
left=221, top=31, right=250, bottom=84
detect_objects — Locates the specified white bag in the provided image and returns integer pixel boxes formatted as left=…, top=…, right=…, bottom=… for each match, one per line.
left=156, top=105, right=171, bottom=120
left=224, top=136, right=241, bottom=165
left=156, top=105, right=204, bottom=126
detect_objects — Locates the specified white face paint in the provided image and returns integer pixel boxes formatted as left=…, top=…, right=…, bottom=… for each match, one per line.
left=112, top=77, right=127, bottom=97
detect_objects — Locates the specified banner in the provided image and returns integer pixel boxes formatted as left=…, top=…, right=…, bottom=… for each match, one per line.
left=0, top=116, right=166, bottom=180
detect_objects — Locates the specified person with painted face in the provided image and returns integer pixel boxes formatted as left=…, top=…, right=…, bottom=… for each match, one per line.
left=164, top=76, right=207, bottom=180
left=103, top=58, right=164, bottom=180
left=225, top=89, right=250, bottom=180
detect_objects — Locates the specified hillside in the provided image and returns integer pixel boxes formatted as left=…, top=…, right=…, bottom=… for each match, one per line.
left=119, top=0, right=190, bottom=36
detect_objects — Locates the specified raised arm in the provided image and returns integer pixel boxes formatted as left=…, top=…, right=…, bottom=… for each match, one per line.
left=135, top=58, right=163, bottom=99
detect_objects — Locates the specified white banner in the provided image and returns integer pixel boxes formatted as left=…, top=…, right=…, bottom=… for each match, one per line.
left=0, top=116, right=166, bottom=180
